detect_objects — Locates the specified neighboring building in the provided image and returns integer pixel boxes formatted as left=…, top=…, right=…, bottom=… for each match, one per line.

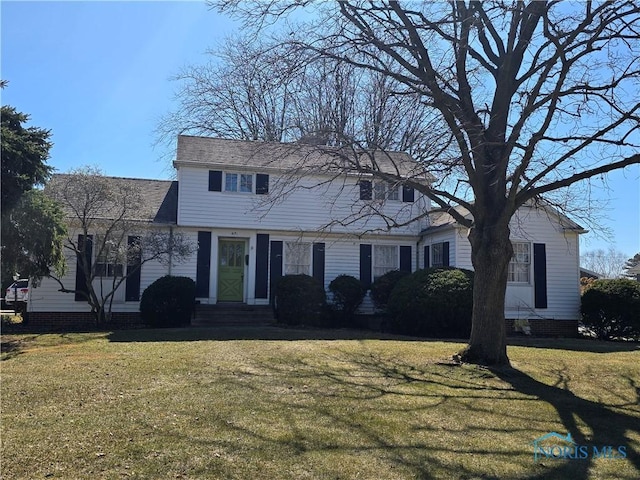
left=29, top=136, right=586, bottom=335
left=626, top=264, right=640, bottom=282
left=579, top=267, right=601, bottom=279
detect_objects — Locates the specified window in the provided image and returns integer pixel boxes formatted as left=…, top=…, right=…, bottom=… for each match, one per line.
left=374, top=245, right=398, bottom=278
left=225, top=173, right=253, bottom=193
left=429, top=242, right=449, bottom=267
left=95, top=236, right=124, bottom=277
left=388, top=186, right=399, bottom=201
left=373, top=182, right=399, bottom=201
left=285, top=241, right=311, bottom=275
left=431, top=243, right=444, bottom=267
left=508, top=242, right=530, bottom=283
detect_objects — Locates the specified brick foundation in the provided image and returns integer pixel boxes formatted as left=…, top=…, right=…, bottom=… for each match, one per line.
left=506, top=318, right=578, bottom=337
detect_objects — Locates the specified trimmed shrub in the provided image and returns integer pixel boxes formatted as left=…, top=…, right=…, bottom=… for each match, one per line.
left=274, top=274, right=326, bottom=326
left=387, top=267, right=474, bottom=338
left=371, top=270, right=410, bottom=310
left=140, top=276, right=196, bottom=328
left=581, top=278, right=640, bottom=340
left=328, top=274, right=366, bottom=327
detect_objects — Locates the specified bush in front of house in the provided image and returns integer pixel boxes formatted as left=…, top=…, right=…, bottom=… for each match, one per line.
left=387, top=267, right=474, bottom=338
left=370, top=269, right=411, bottom=311
left=140, top=275, right=196, bottom=328
left=581, top=278, right=640, bottom=340
left=273, top=274, right=326, bottom=326
left=328, top=274, right=366, bottom=327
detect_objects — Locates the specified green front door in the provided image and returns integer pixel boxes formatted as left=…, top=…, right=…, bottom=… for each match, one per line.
left=218, top=240, right=245, bottom=302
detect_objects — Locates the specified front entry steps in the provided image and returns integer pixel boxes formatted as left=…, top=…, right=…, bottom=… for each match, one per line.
left=192, top=303, right=274, bottom=327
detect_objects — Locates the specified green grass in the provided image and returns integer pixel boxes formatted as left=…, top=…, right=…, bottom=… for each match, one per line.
left=1, top=327, right=639, bottom=479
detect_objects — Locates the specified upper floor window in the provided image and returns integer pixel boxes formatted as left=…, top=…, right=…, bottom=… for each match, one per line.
left=209, top=170, right=269, bottom=195
left=374, top=245, right=398, bottom=278
left=373, top=182, right=399, bottom=201
left=360, top=179, right=413, bottom=202
left=285, top=241, right=311, bottom=275
left=508, top=242, right=530, bottom=283
left=225, top=173, right=253, bottom=193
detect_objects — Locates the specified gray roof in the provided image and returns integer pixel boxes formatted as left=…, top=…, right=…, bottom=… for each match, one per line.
left=421, top=203, right=586, bottom=234
left=47, top=174, right=178, bottom=224
left=174, top=135, right=432, bottom=180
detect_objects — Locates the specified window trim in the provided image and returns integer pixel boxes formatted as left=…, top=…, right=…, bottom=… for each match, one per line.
left=373, top=181, right=400, bottom=201
left=373, top=244, right=399, bottom=279
left=284, top=241, right=312, bottom=275
left=94, top=235, right=125, bottom=278
left=224, top=172, right=254, bottom=194
left=508, top=241, right=531, bottom=283
left=431, top=243, right=444, bottom=267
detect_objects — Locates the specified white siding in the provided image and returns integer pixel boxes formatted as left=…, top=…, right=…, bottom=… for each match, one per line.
left=324, top=239, right=362, bottom=292
left=419, top=230, right=459, bottom=268
left=28, top=250, right=92, bottom=313
left=419, top=206, right=581, bottom=321
left=29, top=228, right=193, bottom=314
left=506, top=207, right=581, bottom=320
left=177, top=166, right=428, bottom=235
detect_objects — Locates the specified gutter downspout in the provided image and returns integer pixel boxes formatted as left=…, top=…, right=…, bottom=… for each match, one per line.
left=168, top=226, right=174, bottom=276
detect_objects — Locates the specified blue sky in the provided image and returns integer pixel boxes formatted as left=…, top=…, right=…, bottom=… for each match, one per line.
left=2, top=1, right=638, bottom=258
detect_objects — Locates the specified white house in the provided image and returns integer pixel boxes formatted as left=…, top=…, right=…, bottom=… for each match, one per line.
left=28, top=135, right=585, bottom=335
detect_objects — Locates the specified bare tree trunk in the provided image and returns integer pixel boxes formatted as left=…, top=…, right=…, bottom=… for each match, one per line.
left=459, top=220, right=513, bottom=365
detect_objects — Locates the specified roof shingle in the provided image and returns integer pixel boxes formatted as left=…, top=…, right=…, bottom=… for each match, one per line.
left=47, top=175, right=177, bottom=224
left=174, top=135, right=431, bottom=179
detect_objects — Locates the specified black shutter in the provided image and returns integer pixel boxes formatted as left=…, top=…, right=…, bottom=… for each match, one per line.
left=442, top=242, right=450, bottom=266
left=400, top=246, right=412, bottom=272
left=256, top=174, right=269, bottom=195
left=269, top=241, right=283, bottom=305
left=255, top=234, right=269, bottom=299
left=533, top=243, right=548, bottom=309
left=313, top=243, right=325, bottom=287
left=359, top=180, right=372, bottom=200
left=424, top=245, right=430, bottom=268
left=74, top=234, right=93, bottom=301
left=402, top=186, right=415, bottom=203
left=125, top=236, right=142, bottom=301
left=196, top=231, right=212, bottom=297
left=360, top=244, right=372, bottom=288
left=208, top=170, right=222, bottom=192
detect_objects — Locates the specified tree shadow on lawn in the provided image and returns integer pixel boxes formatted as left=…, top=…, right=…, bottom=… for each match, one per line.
left=491, top=366, right=640, bottom=479
left=108, top=326, right=639, bottom=355
left=107, top=325, right=449, bottom=343
left=507, top=336, right=639, bottom=354
left=0, top=336, right=27, bottom=360
left=135, top=351, right=514, bottom=479
left=142, top=349, right=639, bottom=479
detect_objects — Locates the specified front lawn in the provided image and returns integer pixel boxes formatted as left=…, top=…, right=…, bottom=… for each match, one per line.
left=1, top=327, right=638, bottom=479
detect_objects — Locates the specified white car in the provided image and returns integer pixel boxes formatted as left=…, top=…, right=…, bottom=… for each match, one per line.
left=5, top=279, right=29, bottom=305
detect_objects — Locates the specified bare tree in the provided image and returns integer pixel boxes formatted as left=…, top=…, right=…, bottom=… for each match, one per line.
left=46, top=167, right=193, bottom=326
left=581, top=247, right=628, bottom=279
left=158, top=33, right=452, bottom=155
left=157, top=35, right=299, bottom=146
left=212, top=1, right=640, bottom=365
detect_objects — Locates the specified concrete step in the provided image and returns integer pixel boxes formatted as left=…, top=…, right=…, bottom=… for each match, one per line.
left=192, top=303, right=274, bottom=327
